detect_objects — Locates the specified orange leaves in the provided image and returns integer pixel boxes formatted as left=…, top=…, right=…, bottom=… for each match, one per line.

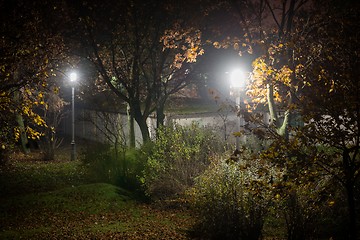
left=185, top=45, right=204, bottom=63
left=247, top=58, right=272, bottom=105
left=211, top=37, right=253, bottom=56
left=160, top=26, right=203, bottom=69
left=276, top=66, right=293, bottom=87
left=213, top=41, right=220, bottom=49
left=248, top=55, right=295, bottom=109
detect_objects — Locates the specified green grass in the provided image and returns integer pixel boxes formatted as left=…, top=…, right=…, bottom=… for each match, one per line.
left=0, top=183, right=135, bottom=238
left=0, top=159, right=89, bottom=196
left=0, top=157, right=195, bottom=239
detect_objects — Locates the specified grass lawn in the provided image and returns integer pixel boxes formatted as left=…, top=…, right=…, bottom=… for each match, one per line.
left=0, top=153, right=196, bottom=239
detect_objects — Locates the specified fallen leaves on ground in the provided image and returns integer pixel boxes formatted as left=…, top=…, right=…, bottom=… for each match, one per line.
left=1, top=200, right=196, bottom=239
left=0, top=160, right=196, bottom=239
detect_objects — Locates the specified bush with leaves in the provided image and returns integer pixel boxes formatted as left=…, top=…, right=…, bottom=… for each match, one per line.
left=270, top=175, right=348, bottom=240
left=141, top=123, right=227, bottom=199
left=81, top=143, right=146, bottom=193
left=259, top=137, right=353, bottom=240
left=188, top=148, right=275, bottom=240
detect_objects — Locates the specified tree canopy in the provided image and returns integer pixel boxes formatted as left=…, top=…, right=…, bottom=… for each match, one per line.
left=69, top=0, right=206, bottom=144
left=0, top=0, right=69, bottom=156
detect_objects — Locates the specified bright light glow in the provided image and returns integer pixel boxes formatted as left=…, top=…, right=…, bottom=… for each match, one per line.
left=230, top=69, right=246, bottom=88
left=69, top=72, right=78, bottom=82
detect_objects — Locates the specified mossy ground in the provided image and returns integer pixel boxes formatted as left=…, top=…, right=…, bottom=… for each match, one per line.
left=0, top=152, right=195, bottom=239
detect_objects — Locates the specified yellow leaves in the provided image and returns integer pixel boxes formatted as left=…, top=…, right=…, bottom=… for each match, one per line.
left=210, top=36, right=254, bottom=56
left=185, top=46, right=203, bottom=63
left=249, top=54, right=299, bottom=110
left=33, top=114, right=46, bottom=126
left=303, top=81, right=311, bottom=87
left=213, top=41, right=220, bottom=49
left=247, top=45, right=253, bottom=54
left=317, top=68, right=327, bottom=81
left=25, top=88, right=33, bottom=97
left=329, top=80, right=335, bottom=93
left=295, top=64, right=304, bottom=73
left=233, top=42, right=239, bottom=50
left=252, top=58, right=274, bottom=84
left=26, top=126, right=44, bottom=140
left=53, top=87, right=60, bottom=94
left=14, top=128, right=21, bottom=141
left=276, top=66, right=293, bottom=87
left=161, top=26, right=203, bottom=69
left=198, top=48, right=205, bottom=56
left=15, top=125, right=44, bottom=141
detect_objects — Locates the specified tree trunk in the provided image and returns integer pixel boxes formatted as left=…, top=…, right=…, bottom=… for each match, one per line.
left=343, top=149, right=357, bottom=240
left=15, top=113, right=30, bottom=154
left=136, top=116, right=150, bottom=143
left=14, top=89, right=30, bottom=154
left=267, top=83, right=289, bottom=138
left=267, top=83, right=277, bottom=127
left=156, top=100, right=166, bottom=128
left=131, top=104, right=150, bottom=144
left=277, top=109, right=289, bottom=139
left=136, top=118, right=150, bottom=143
left=345, top=182, right=357, bottom=240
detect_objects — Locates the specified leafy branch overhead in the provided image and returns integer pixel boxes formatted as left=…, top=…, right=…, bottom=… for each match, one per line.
left=161, top=25, right=204, bottom=69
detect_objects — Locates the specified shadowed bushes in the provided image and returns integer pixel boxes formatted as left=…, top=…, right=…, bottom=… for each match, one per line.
left=81, top=143, right=146, bottom=194
left=141, top=123, right=228, bottom=199
left=188, top=157, right=271, bottom=240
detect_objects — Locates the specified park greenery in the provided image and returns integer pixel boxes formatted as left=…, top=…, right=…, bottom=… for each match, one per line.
left=0, top=0, right=359, bottom=239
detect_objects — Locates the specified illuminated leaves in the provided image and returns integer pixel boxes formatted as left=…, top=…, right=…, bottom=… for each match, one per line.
left=276, top=66, right=293, bottom=87
left=161, top=26, right=204, bottom=69
left=211, top=36, right=253, bottom=56
left=0, top=1, right=68, bottom=149
left=247, top=57, right=294, bottom=108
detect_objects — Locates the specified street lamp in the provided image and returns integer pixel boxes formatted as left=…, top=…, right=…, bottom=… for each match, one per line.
left=69, top=72, right=77, bottom=161
left=230, top=69, right=246, bottom=153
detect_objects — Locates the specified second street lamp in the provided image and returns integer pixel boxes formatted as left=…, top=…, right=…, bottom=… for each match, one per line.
left=69, top=72, right=77, bottom=161
left=230, top=69, right=246, bottom=153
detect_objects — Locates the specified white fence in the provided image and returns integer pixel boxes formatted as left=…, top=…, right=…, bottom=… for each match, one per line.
left=60, top=109, right=270, bottom=147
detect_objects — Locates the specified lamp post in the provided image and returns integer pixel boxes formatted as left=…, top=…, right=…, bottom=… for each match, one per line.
left=69, top=72, right=77, bottom=161
left=230, top=69, right=246, bottom=153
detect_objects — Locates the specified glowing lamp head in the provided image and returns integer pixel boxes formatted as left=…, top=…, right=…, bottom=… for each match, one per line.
left=230, top=69, right=246, bottom=89
left=69, top=72, right=78, bottom=82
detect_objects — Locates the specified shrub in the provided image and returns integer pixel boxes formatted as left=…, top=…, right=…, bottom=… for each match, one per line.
left=188, top=154, right=273, bottom=240
left=279, top=178, right=352, bottom=240
left=81, top=143, right=146, bottom=193
left=141, top=123, right=227, bottom=199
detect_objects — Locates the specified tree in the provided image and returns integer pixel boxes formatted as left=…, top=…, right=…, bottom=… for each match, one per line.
left=38, top=86, right=68, bottom=161
left=192, top=0, right=311, bottom=139
left=0, top=0, right=69, bottom=157
left=238, top=0, right=310, bottom=138
left=296, top=1, right=360, bottom=238
left=239, top=0, right=359, bottom=238
left=207, top=0, right=359, bottom=238
left=70, top=0, right=204, bottom=145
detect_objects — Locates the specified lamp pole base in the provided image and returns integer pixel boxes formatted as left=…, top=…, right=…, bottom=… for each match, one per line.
left=71, top=141, right=76, bottom=161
